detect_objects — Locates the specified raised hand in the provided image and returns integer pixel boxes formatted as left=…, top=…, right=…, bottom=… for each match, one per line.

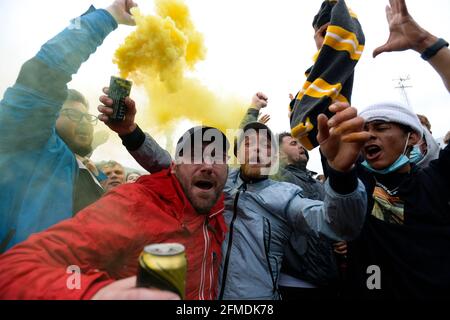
left=251, top=92, right=269, bottom=110
left=106, top=0, right=138, bottom=26
left=317, top=102, right=371, bottom=172
left=314, top=23, right=330, bottom=50
left=258, top=114, right=271, bottom=124
left=373, top=0, right=437, bottom=57
left=98, top=87, right=137, bottom=136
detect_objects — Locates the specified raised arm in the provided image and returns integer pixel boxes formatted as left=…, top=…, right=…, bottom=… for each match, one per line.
left=0, top=0, right=139, bottom=152
left=287, top=167, right=367, bottom=241
left=287, top=102, right=370, bottom=240
left=0, top=1, right=137, bottom=151
left=97, top=90, right=172, bottom=173
left=238, top=92, right=268, bottom=128
left=373, top=0, right=450, bottom=91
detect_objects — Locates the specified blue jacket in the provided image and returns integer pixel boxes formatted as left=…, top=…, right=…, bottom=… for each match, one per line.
left=0, top=7, right=117, bottom=251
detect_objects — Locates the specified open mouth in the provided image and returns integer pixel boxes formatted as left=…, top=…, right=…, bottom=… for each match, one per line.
left=77, top=133, right=90, bottom=138
left=76, top=125, right=92, bottom=137
left=75, top=130, right=91, bottom=139
left=194, top=180, right=214, bottom=191
left=364, top=145, right=382, bottom=161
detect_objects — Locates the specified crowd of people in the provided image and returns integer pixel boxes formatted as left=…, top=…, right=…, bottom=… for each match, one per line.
left=0, top=0, right=449, bottom=300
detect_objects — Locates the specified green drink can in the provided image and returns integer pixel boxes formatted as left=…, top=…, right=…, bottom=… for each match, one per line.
left=136, top=243, right=187, bottom=299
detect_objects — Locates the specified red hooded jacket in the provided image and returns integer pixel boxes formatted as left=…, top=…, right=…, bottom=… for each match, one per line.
left=0, top=169, right=226, bottom=300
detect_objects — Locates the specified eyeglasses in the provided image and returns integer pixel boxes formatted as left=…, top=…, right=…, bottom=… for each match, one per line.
left=60, top=109, right=98, bottom=125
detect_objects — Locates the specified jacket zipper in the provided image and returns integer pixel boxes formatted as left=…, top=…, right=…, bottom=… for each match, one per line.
left=205, top=208, right=223, bottom=300
left=210, top=252, right=215, bottom=300
left=200, top=218, right=210, bottom=300
left=263, top=217, right=277, bottom=295
left=218, top=183, right=246, bottom=299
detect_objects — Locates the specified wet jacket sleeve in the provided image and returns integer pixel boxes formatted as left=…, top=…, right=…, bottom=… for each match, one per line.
left=0, top=187, right=146, bottom=300
left=120, top=126, right=173, bottom=173
left=239, top=108, right=260, bottom=129
left=0, top=7, right=117, bottom=151
left=286, top=168, right=367, bottom=241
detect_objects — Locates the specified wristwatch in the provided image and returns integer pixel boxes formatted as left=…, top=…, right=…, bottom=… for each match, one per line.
left=421, top=38, right=449, bottom=61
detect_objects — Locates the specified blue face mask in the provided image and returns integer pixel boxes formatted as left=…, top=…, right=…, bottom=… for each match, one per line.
left=362, top=155, right=410, bottom=174
left=362, top=133, right=412, bottom=175
left=409, top=145, right=424, bottom=164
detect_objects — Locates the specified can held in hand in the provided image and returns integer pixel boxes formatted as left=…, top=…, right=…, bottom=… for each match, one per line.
left=108, top=76, right=132, bottom=121
left=136, top=243, right=187, bottom=299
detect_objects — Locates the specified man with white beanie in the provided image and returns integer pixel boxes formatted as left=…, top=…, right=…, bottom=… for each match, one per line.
left=342, top=99, right=450, bottom=299
left=342, top=0, right=450, bottom=299
left=359, top=102, right=423, bottom=175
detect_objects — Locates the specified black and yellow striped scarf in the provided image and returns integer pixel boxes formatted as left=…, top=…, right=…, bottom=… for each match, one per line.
left=290, top=0, right=365, bottom=150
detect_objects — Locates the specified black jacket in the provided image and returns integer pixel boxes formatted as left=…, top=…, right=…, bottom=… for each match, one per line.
left=346, top=144, right=450, bottom=298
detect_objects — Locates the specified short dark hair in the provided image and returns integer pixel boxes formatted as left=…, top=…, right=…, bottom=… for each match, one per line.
left=176, top=126, right=230, bottom=160
left=277, top=131, right=309, bottom=161
left=444, top=131, right=450, bottom=145
left=417, top=114, right=431, bottom=132
left=65, top=89, right=89, bottom=110
left=278, top=132, right=292, bottom=146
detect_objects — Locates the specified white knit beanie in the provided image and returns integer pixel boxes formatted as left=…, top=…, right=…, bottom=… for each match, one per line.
left=359, top=102, right=423, bottom=137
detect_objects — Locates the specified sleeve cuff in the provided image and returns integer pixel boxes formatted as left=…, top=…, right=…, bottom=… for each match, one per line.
left=248, top=108, right=260, bottom=116
left=97, top=8, right=119, bottom=30
left=119, top=125, right=146, bottom=151
left=75, top=6, right=118, bottom=31
left=327, top=165, right=358, bottom=195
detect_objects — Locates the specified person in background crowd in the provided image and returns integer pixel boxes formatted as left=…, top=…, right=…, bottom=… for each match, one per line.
left=417, top=114, right=432, bottom=134
left=126, top=171, right=142, bottom=183
left=99, top=160, right=126, bottom=191
left=444, top=131, right=450, bottom=146
left=238, top=93, right=344, bottom=299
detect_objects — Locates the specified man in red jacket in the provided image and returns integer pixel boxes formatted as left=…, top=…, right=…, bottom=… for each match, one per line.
left=0, top=126, right=230, bottom=300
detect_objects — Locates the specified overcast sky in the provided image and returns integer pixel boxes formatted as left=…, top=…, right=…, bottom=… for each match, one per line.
left=1, top=0, right=449, bottom=173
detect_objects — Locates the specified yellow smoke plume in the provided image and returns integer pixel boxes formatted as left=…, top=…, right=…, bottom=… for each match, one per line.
left=114, top=0, right=246, bottom=142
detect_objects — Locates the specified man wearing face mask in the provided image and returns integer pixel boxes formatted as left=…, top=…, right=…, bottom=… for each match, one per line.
left=342, top=0, right=450, bottom=299
left=346, top=102, right=450, bottom=298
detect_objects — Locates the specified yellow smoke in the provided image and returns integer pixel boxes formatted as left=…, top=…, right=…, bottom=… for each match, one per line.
left=114, top=0, right=246, bottom=142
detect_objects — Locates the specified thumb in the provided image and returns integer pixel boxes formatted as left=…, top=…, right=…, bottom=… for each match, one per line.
left=316, top=114, right=330, bottom=144
left=126, top=0, right=138, bottom=13
left=373, top=42, right=391, bottom=58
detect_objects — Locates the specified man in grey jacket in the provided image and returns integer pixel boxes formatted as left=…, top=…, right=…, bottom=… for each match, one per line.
left=239, top=94, right=343, bottom=298
left=98, top=93, right=369, bottom=299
